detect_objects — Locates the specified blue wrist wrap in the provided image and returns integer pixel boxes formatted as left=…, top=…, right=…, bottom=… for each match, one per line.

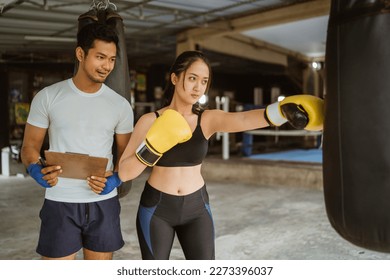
left=100, top=172, right=122, bottom=195
left=27, top=163, right=51, bottom=188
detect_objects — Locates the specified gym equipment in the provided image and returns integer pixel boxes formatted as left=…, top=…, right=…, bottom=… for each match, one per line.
left=265, top=94, right=324, bottom=131
left=324, top=0, right=390, bottom=252
left=76, top=0, right=132, bottom=198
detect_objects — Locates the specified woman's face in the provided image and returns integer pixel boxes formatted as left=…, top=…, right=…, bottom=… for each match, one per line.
left=173, top=59, right=209, bottom=105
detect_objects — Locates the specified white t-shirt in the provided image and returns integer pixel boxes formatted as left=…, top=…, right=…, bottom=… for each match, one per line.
left=27, top=78, right=134, bottom=203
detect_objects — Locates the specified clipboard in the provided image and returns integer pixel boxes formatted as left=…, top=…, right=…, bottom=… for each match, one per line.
left=44, top=150, right=108, bottom=179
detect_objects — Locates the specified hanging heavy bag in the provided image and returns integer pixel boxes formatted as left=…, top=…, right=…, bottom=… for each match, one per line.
left=324, top=0, right=390, bottom=252
left=76, top=7, right=133, bottom=198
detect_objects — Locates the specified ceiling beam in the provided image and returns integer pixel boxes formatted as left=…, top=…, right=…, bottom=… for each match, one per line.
left=0, top=0, right=27, bottom=15
left=176, top=0, right=330, bottom=65
left=179, top=0, right=330, bottom=41
left=196, top=34, right=289, bottom=66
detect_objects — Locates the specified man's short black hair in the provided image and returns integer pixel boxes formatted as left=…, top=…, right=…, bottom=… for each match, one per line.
left=77, top=23, right=119, bottom=54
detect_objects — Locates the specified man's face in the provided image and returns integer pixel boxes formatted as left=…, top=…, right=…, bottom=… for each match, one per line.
left=79, top=39, right=117, bottom=84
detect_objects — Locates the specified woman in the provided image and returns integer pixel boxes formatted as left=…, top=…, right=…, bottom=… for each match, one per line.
left=118, top=50, right=323, bottom=260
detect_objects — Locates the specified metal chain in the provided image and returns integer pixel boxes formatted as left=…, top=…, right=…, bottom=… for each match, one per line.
left=91, top=0, right=117, bottom=11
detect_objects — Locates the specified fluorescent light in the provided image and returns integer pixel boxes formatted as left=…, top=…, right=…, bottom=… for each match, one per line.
left=24, top=35, right=76, bottom=43
left=311, top=61, right=322, bottom=70
left=199, top=95, right=208, bottom=104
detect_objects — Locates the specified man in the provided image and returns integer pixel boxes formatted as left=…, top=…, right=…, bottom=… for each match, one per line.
left=21, top=23, right=133, bottom=260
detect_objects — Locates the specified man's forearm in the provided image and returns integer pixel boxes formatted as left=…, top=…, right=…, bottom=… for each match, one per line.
left=21, top=146, right=41, bottom=167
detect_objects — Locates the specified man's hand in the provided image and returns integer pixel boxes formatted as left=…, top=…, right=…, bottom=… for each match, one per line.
left=27, top=163, right=62, bottom=188
left=88, top=171, right=122, bottom=195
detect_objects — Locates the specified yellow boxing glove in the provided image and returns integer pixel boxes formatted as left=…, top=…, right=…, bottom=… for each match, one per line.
left=265, top=94, right=324, bottom=131
left=136, top=109, right=192, bottom=166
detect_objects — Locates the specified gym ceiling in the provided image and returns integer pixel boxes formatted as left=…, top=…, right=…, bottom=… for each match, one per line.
left=0, top=0, right=329, bottom=70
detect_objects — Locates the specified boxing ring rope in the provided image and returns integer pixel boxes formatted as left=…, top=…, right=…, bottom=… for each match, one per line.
left=240, top=129, right=322, bottom=158
left=244, top=129, right=322, bottom=137
left=215, top=96, right=322, bottom=160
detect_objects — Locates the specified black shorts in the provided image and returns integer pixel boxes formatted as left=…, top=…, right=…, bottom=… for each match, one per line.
left=136, top=181, right=215, bottom=260
left=36, top=196, right=124, bottom=258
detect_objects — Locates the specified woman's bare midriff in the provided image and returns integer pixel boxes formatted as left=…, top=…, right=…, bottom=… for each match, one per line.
left=147, top=164, right=204, bottom=195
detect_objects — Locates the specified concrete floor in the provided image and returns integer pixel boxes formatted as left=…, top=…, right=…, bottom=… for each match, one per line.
left=1, top=159, right=390, bottom=260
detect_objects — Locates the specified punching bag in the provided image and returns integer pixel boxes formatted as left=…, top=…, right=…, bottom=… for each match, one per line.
left=324, top=0, right=390, bottom=252
left=76, top=6, right=133, bottom=198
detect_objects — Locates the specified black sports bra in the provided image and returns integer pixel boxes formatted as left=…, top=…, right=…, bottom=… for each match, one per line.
left=155, top=110, right=209, bottom=167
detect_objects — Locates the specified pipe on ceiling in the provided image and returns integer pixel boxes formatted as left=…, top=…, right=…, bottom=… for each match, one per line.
left=0, top=0, right=27, bottom=15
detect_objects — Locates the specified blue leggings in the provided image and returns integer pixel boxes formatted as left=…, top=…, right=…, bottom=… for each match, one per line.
left=136, top=181, right=215, bottom=260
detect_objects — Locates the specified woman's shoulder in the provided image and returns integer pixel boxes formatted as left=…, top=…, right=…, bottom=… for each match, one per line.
left=201, top=108, right=226, bottom=119
left=132, top=112, right=159, bottom=134
left=139, top=111, right=159, bottom=121
left=198, top=109, right=226, bottom=138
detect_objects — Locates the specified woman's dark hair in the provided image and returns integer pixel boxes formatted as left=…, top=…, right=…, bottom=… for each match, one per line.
left=77, top=23, right=119, bottom=55
left=162, top=50, right=212, bottom=114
